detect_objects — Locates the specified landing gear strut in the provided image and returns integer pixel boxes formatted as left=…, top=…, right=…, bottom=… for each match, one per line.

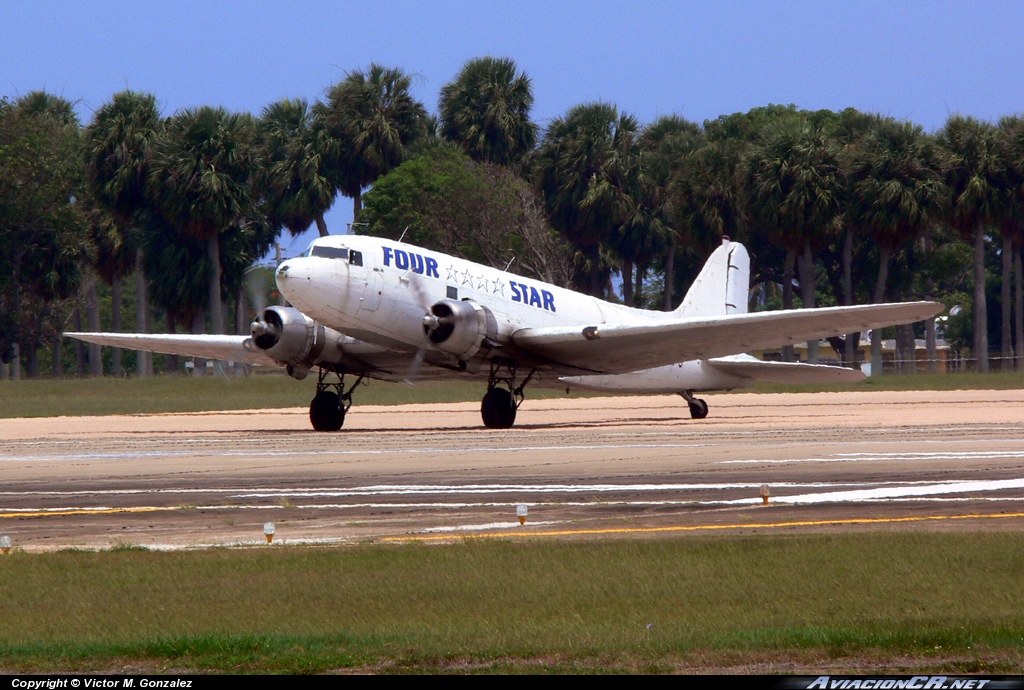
left=480, top=361, right=534, bottom=429
left=309, top=369, right=364, bottom=432
left=679, top=390, right=709, bottom=420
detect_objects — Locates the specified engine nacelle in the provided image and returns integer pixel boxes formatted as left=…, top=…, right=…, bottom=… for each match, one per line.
left=422, top=299, right=501, bottom=360
left=249, top=306, right=346, bottom=380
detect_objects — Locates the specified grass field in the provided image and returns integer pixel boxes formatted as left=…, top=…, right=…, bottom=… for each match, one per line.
left=2, top=533, right=1024, bottom=673
left=1, top=369, right=1023, bottom=418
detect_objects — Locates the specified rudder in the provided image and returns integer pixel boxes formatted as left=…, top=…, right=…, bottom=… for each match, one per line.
left=672, top=239, right=749, bottom=317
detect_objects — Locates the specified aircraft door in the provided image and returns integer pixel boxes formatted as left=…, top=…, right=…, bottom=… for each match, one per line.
left=359, top=267, right=383, bottom=312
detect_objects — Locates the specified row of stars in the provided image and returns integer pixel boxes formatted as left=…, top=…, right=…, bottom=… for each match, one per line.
left=445, top=264, right=506, bottom=296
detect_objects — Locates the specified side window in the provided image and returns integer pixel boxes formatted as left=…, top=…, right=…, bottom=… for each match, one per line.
left=349, top=250, right=363, bottom=266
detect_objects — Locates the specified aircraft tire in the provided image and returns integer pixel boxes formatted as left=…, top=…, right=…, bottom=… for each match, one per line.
left=688, top=398, right=709, bottom=420
left=481, top=388, right=517, bottom=429
left=310, top=391, right=345, bottom=431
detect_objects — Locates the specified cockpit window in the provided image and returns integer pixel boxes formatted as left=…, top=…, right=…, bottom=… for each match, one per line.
left=349, top=250, right=363, bottom=266
left=310, top=245, right=349, bottom=259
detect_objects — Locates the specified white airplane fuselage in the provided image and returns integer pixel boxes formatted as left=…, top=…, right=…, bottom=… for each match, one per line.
left=279, top=235, right=662, bottom=354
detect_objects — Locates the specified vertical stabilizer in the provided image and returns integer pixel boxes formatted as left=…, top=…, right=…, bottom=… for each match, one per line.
left=673, top=240, right=749, bottom=317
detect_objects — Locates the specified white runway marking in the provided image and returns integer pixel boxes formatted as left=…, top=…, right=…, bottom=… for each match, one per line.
left=721, top=450, right=1024, bottom=465
left=0, top=443, right=713, bottom=463
left=0, top=481, right=910, bottom=498
left=7, top=477, right=1024, bottom=516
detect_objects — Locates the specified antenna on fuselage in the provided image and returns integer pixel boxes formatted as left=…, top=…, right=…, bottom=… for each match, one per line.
left=504, top=256, right=516, bottom=272
left=398, top=226, right=409, bottom=243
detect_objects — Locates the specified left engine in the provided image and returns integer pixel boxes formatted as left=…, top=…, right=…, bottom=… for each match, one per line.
left=249, top=306, right=346, bottom=380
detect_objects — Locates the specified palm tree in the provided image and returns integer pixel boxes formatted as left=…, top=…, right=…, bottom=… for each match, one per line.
left=533, top=103, right=641, bottom=296
left=321, top=64, right=428, bottom=217
left=84, top=90, right=162, bottom=376
left=830, top=109, right=885, bottom=368
left=148, top=107, right=258, bottom=374
left=85, top=202, right=134, bottom=375
left=256, top=98, right=336, bottom=237
left=998, top=116, right=1024, bottom=370
left=938, top=116, right=1007, bottom=373
left=747, top=114, right=843, bottom=363
left=438, top=56, right=537, bottom=167
left=637, top=115, right=703, bottom=309
left=847, top=119, right=945, bottom=374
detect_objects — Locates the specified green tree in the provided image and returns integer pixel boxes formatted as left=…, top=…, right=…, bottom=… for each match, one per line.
left=747, top=114, right=843, bottom=362
left=84, top=90, right=163, bottom=376
left=256, top=98, right=336, bottom=237
left=998, top=115, right=1024, bottom=370
left=148, top=107, right=258, bottom=374
left=533, top=103, right=640, bottom=296
left=0, top=93, right=89, bottom=378
left=635, top=115, right=703, bottom=309
left=938, top=115, right=1007, bottom=373
left=360, top=145, right=571, bottom=285
left=438, top=56, right=537, bottom=167
left=321, top=64, right=428, bottom=217
left=846, top=118, right=945, bottom=373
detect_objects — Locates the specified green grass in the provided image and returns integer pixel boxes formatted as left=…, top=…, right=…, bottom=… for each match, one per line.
left=0, top=373, right=576, bottom=418
left=2, top=533, right=1024, bottom=672
left=746, top=369, right=1024, bottom=394
left=0, top=369, right=1022, bottom=419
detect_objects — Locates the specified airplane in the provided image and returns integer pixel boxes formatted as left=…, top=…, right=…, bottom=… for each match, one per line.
left=66, top=235, right=941, bottom=431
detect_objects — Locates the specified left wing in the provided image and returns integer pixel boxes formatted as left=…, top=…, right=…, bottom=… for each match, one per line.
left=64, top=333, right=278, bottom=366
left=511, top=301, right=942, bottom=375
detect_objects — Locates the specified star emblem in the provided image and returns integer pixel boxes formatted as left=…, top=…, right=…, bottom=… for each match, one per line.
left=491, top=278, right=505, bottom=296
left=445, top=265, right=458, bottom=281
left=460, top=268, right=473, bottom=285
left=476, top=274, right=490, bottom=290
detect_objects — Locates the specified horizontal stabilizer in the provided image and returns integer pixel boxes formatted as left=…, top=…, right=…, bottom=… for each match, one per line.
left=63, top=332, right=277, bottom=366
left=512, top=301, right=942, bottom=375
left=707, top=354, right=866, bottom=384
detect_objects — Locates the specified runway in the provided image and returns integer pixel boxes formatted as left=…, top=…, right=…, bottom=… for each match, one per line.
left=1, top=389, right=1023, bottom=551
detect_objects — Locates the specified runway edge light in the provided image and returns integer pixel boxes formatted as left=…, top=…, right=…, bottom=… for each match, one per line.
left=0, top=536, right=10, bottom=554
left=517, top=504, right=528, bottom=525
left=760, top=485, right=771, bottom=505
left=264, top=522, right=275, bottom=543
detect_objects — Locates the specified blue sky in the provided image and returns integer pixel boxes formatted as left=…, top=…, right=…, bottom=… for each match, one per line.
left=4, top=0, right=1022, bottom=256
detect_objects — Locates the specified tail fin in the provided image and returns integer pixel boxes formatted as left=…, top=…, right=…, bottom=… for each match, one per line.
left=672, top=239, right=750, bottom=317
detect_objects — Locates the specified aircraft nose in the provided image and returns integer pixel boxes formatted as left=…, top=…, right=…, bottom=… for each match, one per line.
left=276, top=259, right=311, bottom=301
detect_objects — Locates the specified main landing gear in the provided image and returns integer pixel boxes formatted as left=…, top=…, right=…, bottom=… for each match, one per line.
left=480, top=361, right=534, bottom=429
left=679, top=390, right=709, bottom=420
left=309, top=369, right=364, bottom=432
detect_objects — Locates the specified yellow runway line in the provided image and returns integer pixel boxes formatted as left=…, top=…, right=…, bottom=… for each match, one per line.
left=0, top=506, right=177, bottom=519
left=381, top=511, right=1024, bottom=543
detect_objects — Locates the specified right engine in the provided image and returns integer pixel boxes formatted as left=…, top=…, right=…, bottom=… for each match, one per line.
left=421, top=299, right=513, bottom=361
left=249, top=306, right=347, bottom=380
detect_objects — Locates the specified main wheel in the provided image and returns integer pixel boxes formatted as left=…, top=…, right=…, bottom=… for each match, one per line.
left=309, top=391, right=345, bottom=431
left=688, top=398, right=709, bottom=420
left=481, top=387, right=517, bottom=429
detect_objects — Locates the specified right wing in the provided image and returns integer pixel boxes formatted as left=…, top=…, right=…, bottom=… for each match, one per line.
left=64, top=333, right=278, bottom=366
left=511, top=301, right=942, bottom=375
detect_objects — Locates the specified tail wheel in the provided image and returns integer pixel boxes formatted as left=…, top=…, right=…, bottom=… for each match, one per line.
left=481, top=387, right=517, bottom=429
left=688, top=398, right=709, bottom=420
left=310, top=391, right=344, bottom=431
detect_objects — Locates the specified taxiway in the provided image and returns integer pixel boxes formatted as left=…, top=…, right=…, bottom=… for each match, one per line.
left=1, top=389, right=1023, bottom=551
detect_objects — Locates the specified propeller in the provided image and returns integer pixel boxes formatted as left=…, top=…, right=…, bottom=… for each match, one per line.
left=250, top=310, right=282, bottom=349
left=404, top=271, right=435, bottom=386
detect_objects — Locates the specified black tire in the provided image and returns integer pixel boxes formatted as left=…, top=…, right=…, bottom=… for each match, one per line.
left=309, top=391, right=344, bottom=431
left=481, top=387, right=517, bottom=429
left=688, top=398, right=709, bottom=420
